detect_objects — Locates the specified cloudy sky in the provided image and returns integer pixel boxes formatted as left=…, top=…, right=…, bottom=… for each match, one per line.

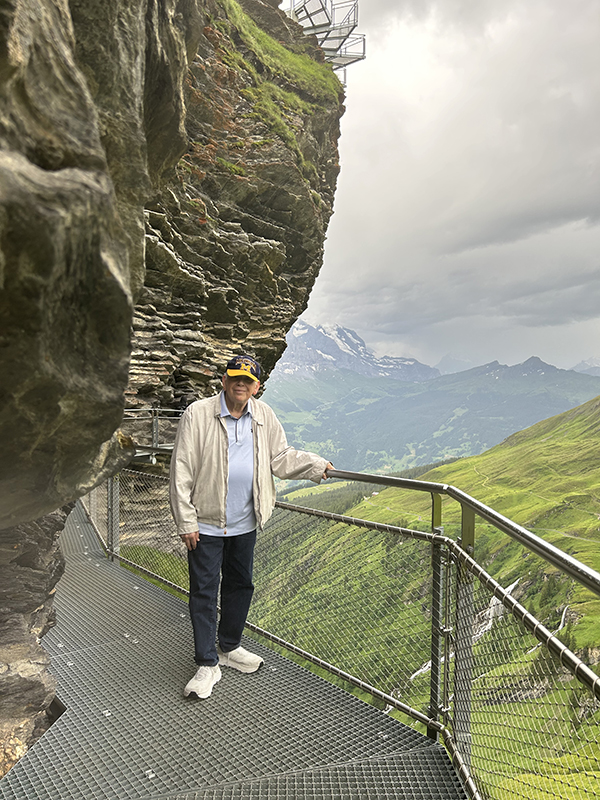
left=303, top=0, right=600, bottom=369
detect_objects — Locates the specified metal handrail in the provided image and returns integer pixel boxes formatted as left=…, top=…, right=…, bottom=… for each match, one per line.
left=84, top=469, right=600, bottom=800
left=326, top=468, right=600, bottom=598
left=116, top=410, right=600, bottom=595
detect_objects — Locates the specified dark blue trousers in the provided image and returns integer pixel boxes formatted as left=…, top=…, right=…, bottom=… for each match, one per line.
left=187, top=530, right=257, bottom=666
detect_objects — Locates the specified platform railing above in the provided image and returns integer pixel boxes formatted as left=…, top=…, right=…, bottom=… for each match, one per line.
left=285, top=0, right=366, bottom=73
left=82, top=468, right=600, bottom=800
left=120, top=408, right=183, bottom=461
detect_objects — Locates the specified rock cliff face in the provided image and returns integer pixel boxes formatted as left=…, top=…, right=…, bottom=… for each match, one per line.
left=0, top=506, right=71, bottom=778
left=0, top=0, right=343, bottom=774
left=131, top=0, right=343, bottom=407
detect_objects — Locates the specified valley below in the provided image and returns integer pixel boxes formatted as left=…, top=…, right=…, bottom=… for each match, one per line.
left=263, top=358, right=600, bottom=471
left=263, top=320, right=600, bottom=473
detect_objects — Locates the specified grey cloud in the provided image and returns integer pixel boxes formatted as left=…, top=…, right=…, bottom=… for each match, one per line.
left=359, top=0, right=517, bottom=34
left=498, top=273, right=600, bottom=328
left=306, top=0, right=600, bottom=368
left=314, top=222, right=600, bottom=336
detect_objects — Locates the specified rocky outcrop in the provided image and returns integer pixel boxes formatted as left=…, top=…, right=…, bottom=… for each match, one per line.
left=0, top=0, right=342, bottom=516
left=0, top=1, right=207, bottom=530
left=129, top=0, right=343, bottom=407
left=0, top=506, right=71, bottom=777
left=0, top=0, right=342, bottom=775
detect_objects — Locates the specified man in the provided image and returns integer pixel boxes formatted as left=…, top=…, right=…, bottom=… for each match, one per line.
left=169, top=354, right=333, bottom=699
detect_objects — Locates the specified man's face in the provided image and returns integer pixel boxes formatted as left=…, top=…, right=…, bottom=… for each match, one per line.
left=222, top=374, right=260, bottom=407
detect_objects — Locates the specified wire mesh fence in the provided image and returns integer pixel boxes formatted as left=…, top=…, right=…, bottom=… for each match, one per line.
left=81, top=480, right=108, bottom=547
left=250, top=505, right=435, bottom=719
left=81, top=469, right=600, bottom=800
left=455, top=574, right=600, bottom=800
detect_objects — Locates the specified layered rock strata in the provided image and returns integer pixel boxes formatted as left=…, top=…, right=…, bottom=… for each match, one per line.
left=130, top=0, right=344, bottom=407
left=0, top=0, right=343, bottom=775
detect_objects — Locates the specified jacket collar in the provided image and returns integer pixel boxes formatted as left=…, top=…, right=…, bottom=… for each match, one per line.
left=249, top=396, right=264, bottom=425
left=212, top=391, right=263, bottom=423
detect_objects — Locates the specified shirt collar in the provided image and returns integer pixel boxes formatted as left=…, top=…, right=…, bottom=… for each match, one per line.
left=219, top=390, right=253, bottom=419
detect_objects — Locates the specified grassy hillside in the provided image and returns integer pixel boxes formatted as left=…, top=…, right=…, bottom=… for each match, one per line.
left=256, top=396, right=600, bottom=799
left=262, top=361, right=600, bottom=471
left=337, top=394, right=600, bottom=651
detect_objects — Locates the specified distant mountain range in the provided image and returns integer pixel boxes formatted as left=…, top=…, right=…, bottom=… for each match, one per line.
left=571, top=357, right=600, bottom=377
left=273, top=320, right=439, bottom=382
left=274, top=320, right=600, bottom=381
left=264, top=322, right=600, bottom=471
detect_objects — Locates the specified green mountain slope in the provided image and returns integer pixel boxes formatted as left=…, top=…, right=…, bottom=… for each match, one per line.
left=341, top=393, right=600, bottom=650
left=257, top=396, right=600, bottom=799
left=262, top=358, right=600, bottom=471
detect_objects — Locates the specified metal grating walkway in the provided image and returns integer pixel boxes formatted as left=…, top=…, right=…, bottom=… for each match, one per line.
left=0, top=504, right=468, bottom=800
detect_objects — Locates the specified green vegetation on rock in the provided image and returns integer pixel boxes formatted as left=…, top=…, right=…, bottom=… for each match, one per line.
left=218, top=0, right=342, bottom=105
left=215, top=156, right=246, bottom=175
left=212, top=0, right=342, bottom=181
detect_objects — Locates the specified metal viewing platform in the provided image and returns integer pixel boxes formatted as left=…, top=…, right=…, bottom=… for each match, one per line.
left=2, top=454, right=599, bottom=800
left=285, top=0, right=366, bottom=81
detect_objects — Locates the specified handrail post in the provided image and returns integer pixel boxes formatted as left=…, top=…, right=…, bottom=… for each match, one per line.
left=89, top=486, right=97, bottom=524
left=428, top=492, right=443, bottom=741
left=107, top=475, right=120, bottom=562
left=152, top=408, right=159, bottom=449
left=454, top=503, right=475, bottom=769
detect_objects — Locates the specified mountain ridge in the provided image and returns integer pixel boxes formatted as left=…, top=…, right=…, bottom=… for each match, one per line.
left=273, top=320, right=440, bottom=382
left=571, top=357, right=600, bottom=377
left=263, top=351, right=600, bottom=471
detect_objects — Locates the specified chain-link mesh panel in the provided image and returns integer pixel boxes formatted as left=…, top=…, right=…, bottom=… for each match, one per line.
left=250, top=505, right=438, bottom=719
left=450, top=564, right=600, bottom=800
left=112, top=469, right=188, bottom=590
left=84, top=482, right=108, bottom=547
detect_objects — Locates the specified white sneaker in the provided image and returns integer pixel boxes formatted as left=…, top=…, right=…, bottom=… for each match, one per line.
left=217, top=644, right=264, bottom=673
left=183, top=665, right=221, bottom=698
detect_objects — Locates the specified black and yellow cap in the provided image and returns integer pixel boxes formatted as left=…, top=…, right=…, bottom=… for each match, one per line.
left=225, top=354, right=261, bottom=382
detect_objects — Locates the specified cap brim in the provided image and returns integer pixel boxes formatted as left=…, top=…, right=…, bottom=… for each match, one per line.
left=226, top=369, right=259, bottom=382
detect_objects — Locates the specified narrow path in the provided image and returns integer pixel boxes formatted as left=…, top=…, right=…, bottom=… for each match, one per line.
left=0, top=503, right=467, bottom=800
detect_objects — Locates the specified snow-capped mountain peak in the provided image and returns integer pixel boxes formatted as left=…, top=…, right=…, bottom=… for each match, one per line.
left=272, top=320, right=440, bottom=382
left=571, top=358, right=600, bottom=377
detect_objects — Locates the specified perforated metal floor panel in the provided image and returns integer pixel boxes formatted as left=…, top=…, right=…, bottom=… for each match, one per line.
left=0, top=504, right=467, bottom=800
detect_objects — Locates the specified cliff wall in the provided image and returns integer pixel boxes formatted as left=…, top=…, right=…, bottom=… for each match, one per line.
left=0, top=0, right=343, bottom=774
left=132, top=0, right=343, bottom=406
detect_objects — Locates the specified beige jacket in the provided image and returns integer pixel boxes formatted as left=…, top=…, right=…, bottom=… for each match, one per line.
left=169, top=393, right=329, bottom=535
